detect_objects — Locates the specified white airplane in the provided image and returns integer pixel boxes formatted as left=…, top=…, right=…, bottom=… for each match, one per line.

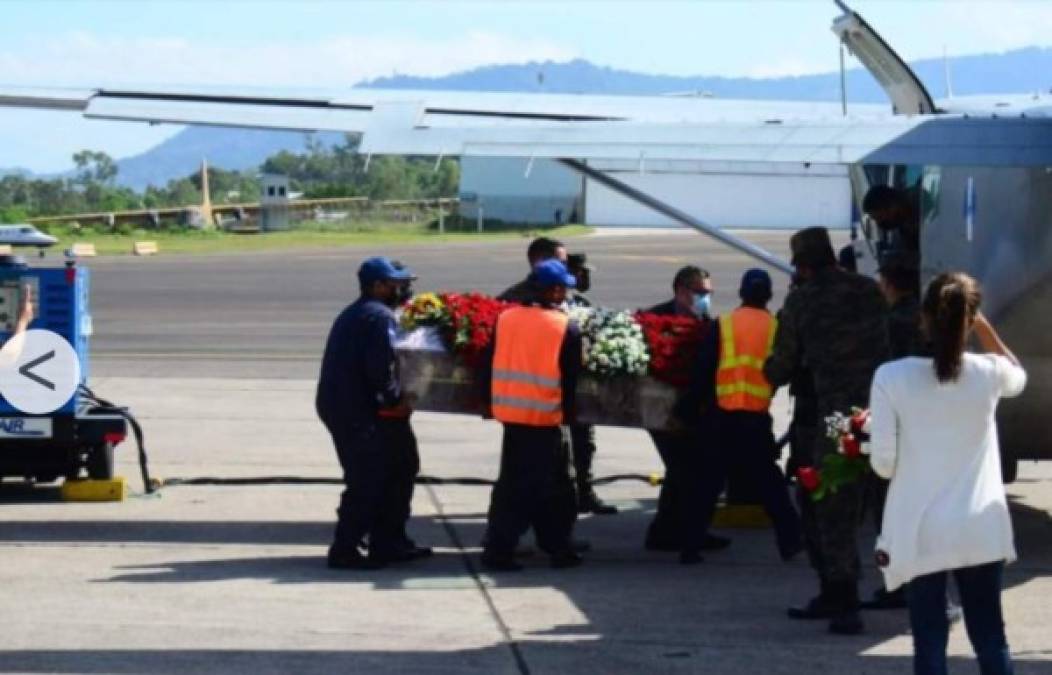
left=0, top=224, right=58, bottom=248
left=0, top=1, right=1049, bottom=475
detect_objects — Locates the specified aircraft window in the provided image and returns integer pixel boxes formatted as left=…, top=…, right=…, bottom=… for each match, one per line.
left=862, top=164, right=891, bottom=188
left=920, top=167, right=941, bottom=228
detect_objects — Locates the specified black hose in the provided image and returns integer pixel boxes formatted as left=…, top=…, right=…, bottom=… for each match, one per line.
left=79, top=384, right=156, bottom=494
left=160, top=473, right=661, bottom=488
left=72, top=385, right=663, bottom=493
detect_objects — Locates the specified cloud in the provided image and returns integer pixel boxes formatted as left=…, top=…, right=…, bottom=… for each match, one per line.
left=938, top=1, right=1052, bottom=55
left=0, top=30, right=578, bottom=89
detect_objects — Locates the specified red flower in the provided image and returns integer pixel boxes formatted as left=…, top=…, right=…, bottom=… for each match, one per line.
left=633, top=311, right=708, bottom=386
left=849, top=410, right=870, bottom=437
left=796, top=466, right=821, bottom=492
left=841, top=434, right=862, bottom=458
left=437, top=292, right=513, bottom=366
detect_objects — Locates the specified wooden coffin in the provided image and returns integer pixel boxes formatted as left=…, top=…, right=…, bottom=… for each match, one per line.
left=398, top=349, right=683, bottom=431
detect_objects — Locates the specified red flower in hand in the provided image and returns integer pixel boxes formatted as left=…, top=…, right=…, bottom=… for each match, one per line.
left=796, top=466, right=821, bottom=492
left=841, top=434, right=862, bottom=458
left=850, top=410, right=870, bottom=437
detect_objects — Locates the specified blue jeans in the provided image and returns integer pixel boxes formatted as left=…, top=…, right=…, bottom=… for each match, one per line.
left=906, top=561, right=1013, bottom=675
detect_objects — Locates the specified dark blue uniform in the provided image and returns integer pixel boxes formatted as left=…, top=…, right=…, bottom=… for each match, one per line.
left=644, top=301, right=724, bottom=555
left=316, top=297, right=404, bottom=557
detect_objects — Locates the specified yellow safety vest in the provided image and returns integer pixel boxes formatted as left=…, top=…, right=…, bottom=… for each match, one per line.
left=716, top=307, right=778, bottom=412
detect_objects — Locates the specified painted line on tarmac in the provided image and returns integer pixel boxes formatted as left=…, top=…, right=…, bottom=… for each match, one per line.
left=424, top=484, right=531, bottom=675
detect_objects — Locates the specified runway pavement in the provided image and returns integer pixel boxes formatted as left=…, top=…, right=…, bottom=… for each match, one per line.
left=85, top=228, right=814, bottom=378
left=2, top=376, right=1050, bottom=674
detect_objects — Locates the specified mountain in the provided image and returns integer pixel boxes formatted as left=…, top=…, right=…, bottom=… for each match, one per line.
left=364, top=49, right=1052, bottom=101
left=114, top=127, right=345, bottom=191
left=111, top=47, right=1052, bottom=189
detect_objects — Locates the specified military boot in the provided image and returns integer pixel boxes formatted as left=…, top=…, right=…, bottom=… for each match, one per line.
left=827, top=582, right=865, bottom=636
left=787, top=581, right=836, bottom=620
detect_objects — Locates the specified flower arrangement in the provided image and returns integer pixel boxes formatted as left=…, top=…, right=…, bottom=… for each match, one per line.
left=399, top=291, right=719, bottom=381
left=634, top=312, right=707, bottom=386
left=399, top=292, right=448, bottom=331
left=573, top=307, right=650, bottom=377
left=797, top=407, right=872, bottom=501
left=440, top=292, right=513, bottom=366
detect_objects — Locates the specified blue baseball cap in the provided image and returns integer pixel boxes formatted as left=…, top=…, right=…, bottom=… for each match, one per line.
left=739, top=268, right=772, bottom=297
left=530, top=259, right=577, bottom=289
left=358, top=256, right=415, bottom=286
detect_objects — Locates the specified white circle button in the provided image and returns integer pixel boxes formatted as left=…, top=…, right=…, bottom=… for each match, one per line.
left=0, top=329, right=81, bottom=414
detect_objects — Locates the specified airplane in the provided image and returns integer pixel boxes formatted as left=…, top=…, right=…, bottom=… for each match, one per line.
left=0, top=1, right=1049, bottom=478
left=0, top=224, right=59, bottom=249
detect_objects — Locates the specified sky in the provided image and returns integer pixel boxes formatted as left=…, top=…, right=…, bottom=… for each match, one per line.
left=2, top=0, right=1052, bottom=173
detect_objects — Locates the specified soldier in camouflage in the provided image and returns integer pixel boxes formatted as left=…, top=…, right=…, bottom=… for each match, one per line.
left=764, top=226, right=889, bottom=636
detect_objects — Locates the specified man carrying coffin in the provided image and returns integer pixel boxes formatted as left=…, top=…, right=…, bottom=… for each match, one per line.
left=480, top=260, right=584, bottom=572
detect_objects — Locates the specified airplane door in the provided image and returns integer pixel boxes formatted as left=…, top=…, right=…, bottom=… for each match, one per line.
left=831, top=2, right=937, bottom=115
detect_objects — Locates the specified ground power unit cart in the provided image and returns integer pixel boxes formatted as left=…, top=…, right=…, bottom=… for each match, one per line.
left=0, top=256, right=127, bottom=484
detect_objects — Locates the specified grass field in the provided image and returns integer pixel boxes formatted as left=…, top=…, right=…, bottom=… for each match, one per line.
left=46, top=222, right=592, bottom=256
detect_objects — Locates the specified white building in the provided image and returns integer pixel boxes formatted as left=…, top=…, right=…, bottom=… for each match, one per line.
left=458, top=157, right=581, bottom=226
left=459, top=157, right=851, bottom=230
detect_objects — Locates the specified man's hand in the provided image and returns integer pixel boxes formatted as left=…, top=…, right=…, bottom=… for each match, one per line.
left=15, top=284, right=34, bottom=333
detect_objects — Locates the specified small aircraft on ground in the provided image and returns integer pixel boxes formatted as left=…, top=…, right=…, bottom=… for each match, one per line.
left=0, top=224, right=58, bottom=249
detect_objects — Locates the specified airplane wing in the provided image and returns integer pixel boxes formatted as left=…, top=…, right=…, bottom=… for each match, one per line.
left=9, top=84, right=1044, bottom=168
left=0, top=84, right=885, bottom=132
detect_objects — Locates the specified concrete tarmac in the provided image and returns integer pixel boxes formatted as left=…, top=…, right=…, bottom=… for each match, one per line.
left=3, top=230, right=1051, bottom=673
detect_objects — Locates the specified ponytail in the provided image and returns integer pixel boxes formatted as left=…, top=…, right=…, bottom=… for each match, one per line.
left=922, top=273, right=981, bottom=383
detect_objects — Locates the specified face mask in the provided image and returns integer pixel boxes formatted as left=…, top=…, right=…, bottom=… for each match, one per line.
left=395, top=282, right=413, bottom=306
left=693, top=293, right=711, bottom=318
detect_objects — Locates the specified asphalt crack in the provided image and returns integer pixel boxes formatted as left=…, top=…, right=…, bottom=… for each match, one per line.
left=423, top=484, right=530, bottom=675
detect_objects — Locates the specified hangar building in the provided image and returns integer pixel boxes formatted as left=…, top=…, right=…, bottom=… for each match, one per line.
left=458, top=157, right=851, bottom=230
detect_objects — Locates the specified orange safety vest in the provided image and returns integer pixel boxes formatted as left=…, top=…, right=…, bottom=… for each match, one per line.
left=716, top=307, right=778, bottom=413
left=491, top=306, right=569, bottom=427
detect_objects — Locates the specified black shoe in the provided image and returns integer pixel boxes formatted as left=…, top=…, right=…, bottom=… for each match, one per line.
left=828, top=609, right=865, bottom=635
left=401, top=538, right=434, bottom=559
left=373, top=545, right=434, bottom=564
left=480, top=553, right=524, bottom=572
left=701, top=534, right=732, bottom=552
left=788, top=594, right=837, bottom=620
left=679, top=550, right=704, bottom=565
left=644, top=536, right=680, bottom=553
left=540, top=538, right=590, bottom=555
left=578, top=491, right=618, bottom=515
left=550, top=550, right=584, bottom=569
left=860, top=587, right=907, bottom=610
left=327, top=546, right=386, bottom=570
left=778, top=539, right=804, bottom=562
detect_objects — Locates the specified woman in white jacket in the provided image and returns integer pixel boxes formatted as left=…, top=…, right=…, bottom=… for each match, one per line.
left=869, top=272, right=1025, bottom=675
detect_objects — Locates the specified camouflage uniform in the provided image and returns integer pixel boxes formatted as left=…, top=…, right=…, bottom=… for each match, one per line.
left=764, top=266, right=889, bottom=586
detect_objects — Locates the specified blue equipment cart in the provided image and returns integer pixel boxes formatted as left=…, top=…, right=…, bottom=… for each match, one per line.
left=0, top=255, right=127, bottom=483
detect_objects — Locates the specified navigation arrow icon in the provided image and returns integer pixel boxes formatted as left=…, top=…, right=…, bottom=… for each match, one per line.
left=18, top=350, right=56, bottom=391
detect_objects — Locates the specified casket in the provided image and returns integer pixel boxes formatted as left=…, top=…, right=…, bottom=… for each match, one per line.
left=398, top=349, right=683, bottom=431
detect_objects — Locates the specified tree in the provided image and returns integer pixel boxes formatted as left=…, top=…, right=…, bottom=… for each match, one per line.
left=72, top=150, right=118, bottom=186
